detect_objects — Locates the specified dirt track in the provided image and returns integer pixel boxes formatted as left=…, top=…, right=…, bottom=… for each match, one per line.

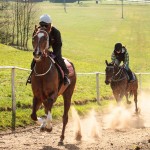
left=0, top=92, right=150, bottom=150
left=0, top=112, right=150, bottom=150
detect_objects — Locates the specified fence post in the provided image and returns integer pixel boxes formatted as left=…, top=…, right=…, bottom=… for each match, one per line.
left=11, top=68, right=16, bottom=131
left=96, top=72, right=100, bottom=104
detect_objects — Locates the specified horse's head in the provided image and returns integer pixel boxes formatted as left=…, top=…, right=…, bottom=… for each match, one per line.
left=32, top=27, right=49, bottom=62
left=105, top=60, right=114, bottom=85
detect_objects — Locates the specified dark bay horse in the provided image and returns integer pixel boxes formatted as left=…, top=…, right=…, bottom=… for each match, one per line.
left=30, top=26, right=76, bottom=145
left=105, top=60, right=139, bottom=113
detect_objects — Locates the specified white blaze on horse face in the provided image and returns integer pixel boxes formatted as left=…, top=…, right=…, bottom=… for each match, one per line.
left=35, top=33, right=45, bottom=55
left=38, top=32, right=44, bottom=39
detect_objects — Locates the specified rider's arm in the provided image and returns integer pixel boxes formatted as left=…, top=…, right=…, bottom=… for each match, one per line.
left=124, top=51, right=129, bottom=67
left=111, top=51, right=116, bottom=63
left=51, top=27, right=62, bottom=57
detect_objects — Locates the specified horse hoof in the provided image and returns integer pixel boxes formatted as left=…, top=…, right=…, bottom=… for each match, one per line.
left=75, top=133, right=82, bottom=141
left=40, top=127, right=46, bottom=132
left=135, top=108, right=141, bottom=115
left=46, top=127, right=52, bottom=132
left=58, top=141, right=64, bottom=146
left=31, top=113, right=37, bottom=121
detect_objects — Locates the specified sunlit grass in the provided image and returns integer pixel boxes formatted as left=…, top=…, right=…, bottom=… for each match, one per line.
left=0, top=3, right=150, bottom=129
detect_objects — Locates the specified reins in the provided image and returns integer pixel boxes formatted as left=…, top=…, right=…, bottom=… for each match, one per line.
left=111, top=68, right=127, bottom=82
left=34, top=56, right=53, bottom=76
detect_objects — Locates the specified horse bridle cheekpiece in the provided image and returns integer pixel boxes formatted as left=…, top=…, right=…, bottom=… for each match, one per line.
left=33, top=29, right=49, bottom=61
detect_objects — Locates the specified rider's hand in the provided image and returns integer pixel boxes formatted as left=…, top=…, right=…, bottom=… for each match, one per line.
left=121, top=64, right=125, bottom=69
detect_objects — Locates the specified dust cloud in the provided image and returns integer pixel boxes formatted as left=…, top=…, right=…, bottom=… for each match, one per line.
left=71, top=107, right=102, bottom=142
left=103, top=91, right=150, bottom=130
left=70, top=91, right=150, bottom=141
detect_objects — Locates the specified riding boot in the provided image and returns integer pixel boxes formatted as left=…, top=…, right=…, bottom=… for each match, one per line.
left=127, top=68, right=134, bottom=82
left=26, top=59, right=36, bottom=85
left=55, top=57, right=70, bottom=85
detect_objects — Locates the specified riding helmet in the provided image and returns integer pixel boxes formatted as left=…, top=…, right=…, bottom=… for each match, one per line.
left=114, top=43, right=122, bottom=52
left=40, top=14, right=52, bottom=24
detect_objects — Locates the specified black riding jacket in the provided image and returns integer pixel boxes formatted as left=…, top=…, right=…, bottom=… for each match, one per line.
left=49, top=26, right=62, bottom=57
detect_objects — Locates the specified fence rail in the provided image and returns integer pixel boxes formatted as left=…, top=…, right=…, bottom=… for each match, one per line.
left=1, top=66, right=150, bottom=130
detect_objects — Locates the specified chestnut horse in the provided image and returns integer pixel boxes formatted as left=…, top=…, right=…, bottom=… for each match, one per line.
left=105, top=60, right=139, bottom=113
left=30, top=26, right=76, bottom=145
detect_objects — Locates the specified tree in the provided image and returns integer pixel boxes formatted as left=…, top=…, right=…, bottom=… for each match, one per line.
left=0, top=0, right=36, bottom=50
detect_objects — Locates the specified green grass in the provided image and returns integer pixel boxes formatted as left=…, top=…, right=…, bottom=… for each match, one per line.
left=0, top=2, right=150, bottom=129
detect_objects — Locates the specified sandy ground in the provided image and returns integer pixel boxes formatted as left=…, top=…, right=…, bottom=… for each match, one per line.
left=0, top=92, right=150, bottom=150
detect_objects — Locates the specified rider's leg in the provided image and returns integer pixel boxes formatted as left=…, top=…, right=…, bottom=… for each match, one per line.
left=55, top=56, right=70, bottom=85
left=125, top=66, right=134, bottom=82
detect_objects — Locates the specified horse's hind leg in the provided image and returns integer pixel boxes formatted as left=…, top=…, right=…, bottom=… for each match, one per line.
left=125, top=93, right=131, bottom=104
left=134, top=90, right=138, bottom=113
left=59, top=85, right=75, bottom=145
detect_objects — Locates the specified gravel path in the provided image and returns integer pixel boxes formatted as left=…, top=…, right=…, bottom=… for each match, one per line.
left=0, top=108, right=150, bottom=150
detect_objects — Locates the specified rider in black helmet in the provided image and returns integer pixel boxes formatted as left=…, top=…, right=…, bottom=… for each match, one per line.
left=111, top=42, right=134, bottom=82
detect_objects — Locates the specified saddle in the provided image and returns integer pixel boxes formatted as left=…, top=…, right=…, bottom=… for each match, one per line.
left=54, top=58, right=75, bottom=80
left=124, top=69, right=136, bottom=82
left=49, top=53, right=74, bottom=86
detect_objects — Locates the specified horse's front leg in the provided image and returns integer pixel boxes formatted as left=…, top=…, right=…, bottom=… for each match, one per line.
left=58, top=93, right=72, bottom=146
left=134, top=90, right=138, bottom=113
left=113, top=91, right=120, bottom=105
left=42, top=98, right=54, bottom=132
left=31, top=97, right=42, bottom=121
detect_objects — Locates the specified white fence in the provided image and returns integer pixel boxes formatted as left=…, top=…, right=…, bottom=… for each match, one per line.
left=0, top=66, right=150, bottom=130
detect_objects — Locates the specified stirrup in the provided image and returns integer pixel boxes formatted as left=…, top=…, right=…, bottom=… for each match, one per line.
left=26, top=77, right=31, bottom=85
left=64, top=76, right=70, bottom=85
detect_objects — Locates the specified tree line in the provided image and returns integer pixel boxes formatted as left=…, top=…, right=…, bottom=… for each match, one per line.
left=0, top=0, right=36, bottom=50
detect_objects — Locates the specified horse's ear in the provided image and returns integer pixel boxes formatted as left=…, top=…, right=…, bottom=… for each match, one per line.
left=35, top=25, right=38, bottom=31
left=105, top=60, right=108, bottom=66
left=32, top=25, right=38, bottom=37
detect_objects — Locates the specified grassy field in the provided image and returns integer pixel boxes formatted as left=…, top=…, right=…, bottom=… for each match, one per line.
left=0, top=2, right=150, bottom=129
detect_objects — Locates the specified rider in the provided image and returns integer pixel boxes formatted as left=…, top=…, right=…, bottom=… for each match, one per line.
left=27, top=14, right=70, bottom=85
left=111, top=42, right=134, bottom=82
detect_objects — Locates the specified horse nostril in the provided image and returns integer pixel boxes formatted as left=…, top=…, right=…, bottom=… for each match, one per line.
left=39, top=51, right=42, bottom=55
left=33, top=51, right=42, bottom=57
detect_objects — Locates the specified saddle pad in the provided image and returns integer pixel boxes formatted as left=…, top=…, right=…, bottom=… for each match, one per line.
left=64, top=59, right=75, bottom=77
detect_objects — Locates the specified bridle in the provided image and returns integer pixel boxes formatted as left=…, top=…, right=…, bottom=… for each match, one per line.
left=34, top=56, right=54, bottom=77
left=106, top=65, right=126, bottom=83
left=33, top=28, right=49, bottom=60
left=32, top=28, right=54, bottom=77
left=111, top=66, right=127, bottom=82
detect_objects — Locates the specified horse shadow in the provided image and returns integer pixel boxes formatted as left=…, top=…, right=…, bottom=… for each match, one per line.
left=42, top=144, right=80, bottom=150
